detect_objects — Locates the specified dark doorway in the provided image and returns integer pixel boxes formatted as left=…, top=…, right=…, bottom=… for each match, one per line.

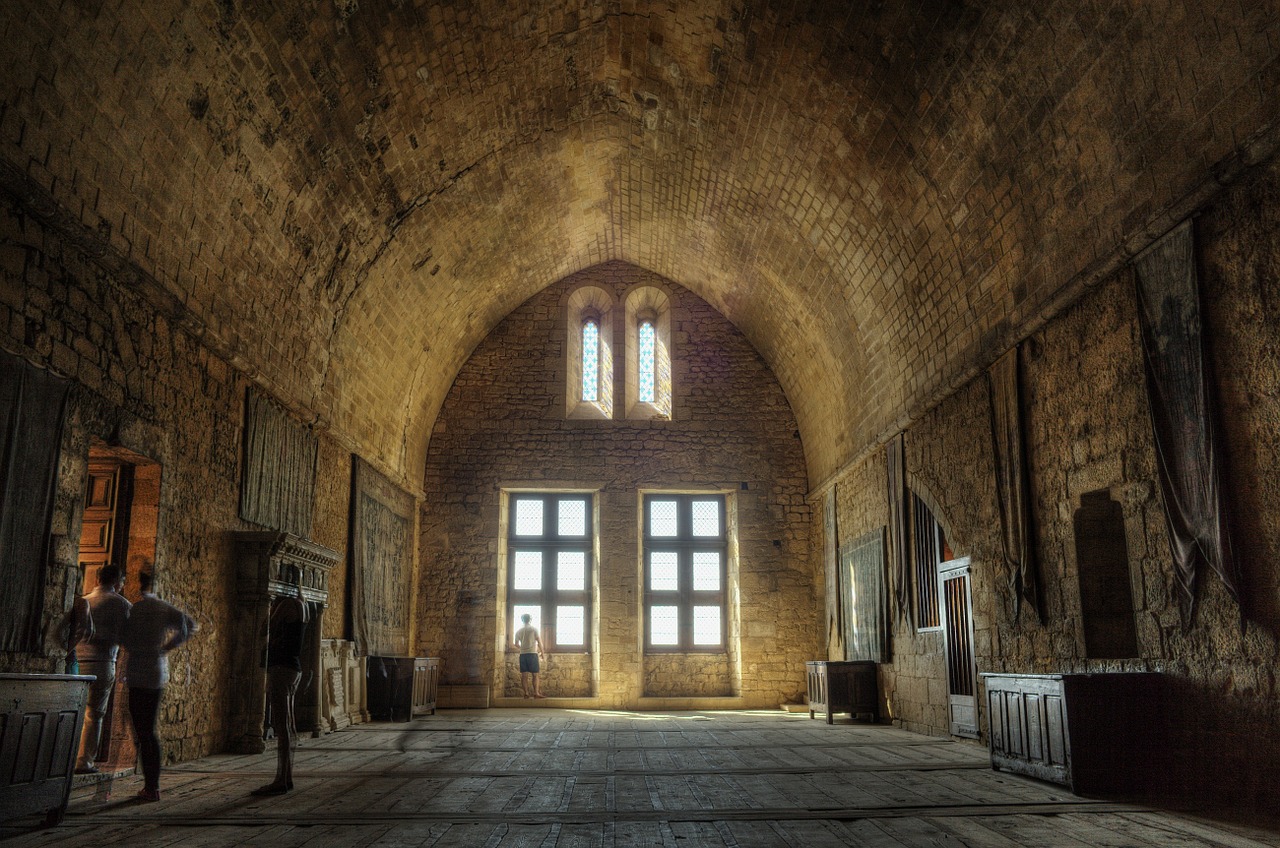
left=76, top=443, right=162, bottom=775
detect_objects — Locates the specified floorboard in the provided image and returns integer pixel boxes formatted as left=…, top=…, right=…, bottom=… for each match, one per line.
left=4, top=709, right=1277, bottom=847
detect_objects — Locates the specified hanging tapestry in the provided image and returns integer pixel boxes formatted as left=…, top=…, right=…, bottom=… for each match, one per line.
left=0, top=353, right=71, bottom=651
left=240, top=387, right=317, bottom=538
left=843, top=527, right=888, bottom=663
left=987, top=346, right=1043, bottom=623
left=1134, top=219, right=1241, bottom=624
left=823, top=490, right=842, bottom=657
left=885, top=433, right=912, bottom=625
left=349, top=456, right=414, bottom=655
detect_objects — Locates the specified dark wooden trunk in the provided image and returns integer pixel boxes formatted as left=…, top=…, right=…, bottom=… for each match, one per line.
left=806, top=660, right=879, bottom=724
left=0, top=674, right=92, bottom=826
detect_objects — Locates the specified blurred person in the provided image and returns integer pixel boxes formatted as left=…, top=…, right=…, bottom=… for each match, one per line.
left=252, top=570, right=309, bottom=796
left=75, top=564, right=130, bottom=774
left=121, top=571, right=196, bottom=802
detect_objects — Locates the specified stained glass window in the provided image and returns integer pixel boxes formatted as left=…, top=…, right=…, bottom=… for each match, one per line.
left=638, top=319, right=656, bottom=403
left=581, top=319, right=600, bottom=402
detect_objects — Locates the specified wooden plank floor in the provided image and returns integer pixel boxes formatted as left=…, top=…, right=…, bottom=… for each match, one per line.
left=4, top=709, right=1278, bottom=847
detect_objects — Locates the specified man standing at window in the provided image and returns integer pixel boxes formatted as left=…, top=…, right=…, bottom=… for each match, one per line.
left=75, top=564, right=131, bottom=774
left=512, top=614, right=546, bottom=699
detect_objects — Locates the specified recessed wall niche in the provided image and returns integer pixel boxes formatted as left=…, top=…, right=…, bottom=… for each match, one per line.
left=1073, top=489, right=1139, bottom=659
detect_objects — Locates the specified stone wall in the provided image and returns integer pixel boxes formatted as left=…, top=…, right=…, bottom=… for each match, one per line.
left=0, top=190, right=356, bottom=760
left=419, top=261, right=817, bottom=708
left=822, top=158, right=1280, bottom=811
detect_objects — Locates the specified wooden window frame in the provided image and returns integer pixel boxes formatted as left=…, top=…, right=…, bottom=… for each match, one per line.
left=506, top=493, right=593, bottom=654
left=642, top=494, right=727, bottom=653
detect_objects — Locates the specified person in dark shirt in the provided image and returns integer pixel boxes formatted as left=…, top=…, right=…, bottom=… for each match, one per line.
left=253, top=569, right=309, bottom=796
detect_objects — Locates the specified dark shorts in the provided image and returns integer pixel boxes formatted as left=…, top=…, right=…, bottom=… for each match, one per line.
left=519, top=653, right=540, bottom=674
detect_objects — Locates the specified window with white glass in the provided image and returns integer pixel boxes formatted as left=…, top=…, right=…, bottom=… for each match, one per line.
left=581, top=319, right=601, bottom=402
left=624, top=287, right=672, bottom=419
left=507, top=493, right=593, bottom=652
left=566, top=286, right=614, bottom=419
left=643, top=494, right=726, bottom=651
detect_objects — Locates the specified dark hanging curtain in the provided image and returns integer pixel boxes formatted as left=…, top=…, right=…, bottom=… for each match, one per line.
left=1134, top=219, right=1242, bottom=624
left=987, top=346, right=1042, bottom=623
left=823, top=490, right=842, bottom=657
left=885, top=433, right=911, bottom=625
left=0, top=353, right=72, bottom=651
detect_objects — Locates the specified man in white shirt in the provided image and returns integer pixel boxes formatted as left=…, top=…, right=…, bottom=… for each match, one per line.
left=512, top=614, right=546, bottom=699
left=75, top=564, right=131, bottom=774
left=121, top=571, right=196, bottom=802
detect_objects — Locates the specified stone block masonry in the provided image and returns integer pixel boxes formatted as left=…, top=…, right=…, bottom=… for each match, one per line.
left=419, top=261, right=818, bottom=709
left=821, top=157, right=1280, bottom=812
left=0, top=189, right=359, bottom=761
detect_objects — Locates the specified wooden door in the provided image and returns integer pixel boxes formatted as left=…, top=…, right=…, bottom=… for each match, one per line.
left=939, top=557, right=978, bottom=738
left=79, top=461, right=122, bottom=583
left=77, top=457, right=136, bottom=769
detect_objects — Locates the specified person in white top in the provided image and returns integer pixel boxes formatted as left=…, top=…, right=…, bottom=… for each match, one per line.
left=121, top=571, right=196, bottom=802
left=512, top=614, right=546, bottom=699
left=74, top=564, right=131, bottom=774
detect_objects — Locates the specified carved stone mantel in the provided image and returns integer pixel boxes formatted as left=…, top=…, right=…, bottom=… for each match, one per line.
left=229, top=531, right=339, bottom=754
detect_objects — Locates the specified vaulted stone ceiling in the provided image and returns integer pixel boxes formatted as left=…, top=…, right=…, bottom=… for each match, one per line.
left=3, top=1, right=1277, bottom=487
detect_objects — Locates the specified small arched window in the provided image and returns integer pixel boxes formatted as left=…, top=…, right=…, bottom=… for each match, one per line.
left=637, top=319, right=656, bottom=404
left=624, top=287, right=671, bottom=419
left=581, top=319, right=600, bottom=402
left=565, top=286, right=613, bottom=419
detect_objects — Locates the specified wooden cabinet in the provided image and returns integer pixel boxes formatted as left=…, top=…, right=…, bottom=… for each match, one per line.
left=0, top=674, right=92, bottom=826
left=983, top=672, right=1161, bottom=795
left=367, top=657, right=440, bottom=721
left=806, top=661, right=879, bottom=724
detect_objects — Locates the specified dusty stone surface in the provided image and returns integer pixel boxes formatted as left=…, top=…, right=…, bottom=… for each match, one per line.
left=419, top=261, right=816, bottom=708
left=3, top=2, right=1278, bottom=487
left=822, top=158, right=1280, bottom=808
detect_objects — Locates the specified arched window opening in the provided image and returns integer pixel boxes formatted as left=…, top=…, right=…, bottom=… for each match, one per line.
left=637, top=319, right=656, bottom=404
left=565, top=286, right=613, bottom=419
left=581, top=319, right=600, bottom=403
left=624, top=287, right=672, bottom=419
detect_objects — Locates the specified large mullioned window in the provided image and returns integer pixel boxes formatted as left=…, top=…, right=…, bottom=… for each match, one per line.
left=507, top=493, right=593, bottom=652
left=643, top=494, right=726, bottom=651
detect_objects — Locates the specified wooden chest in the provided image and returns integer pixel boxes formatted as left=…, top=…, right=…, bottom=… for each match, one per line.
left=806, top=660, right=879, bottom=724
left=982, top=672, right=1161, bottom=795
left=0, top=673, right=92, bottom=826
